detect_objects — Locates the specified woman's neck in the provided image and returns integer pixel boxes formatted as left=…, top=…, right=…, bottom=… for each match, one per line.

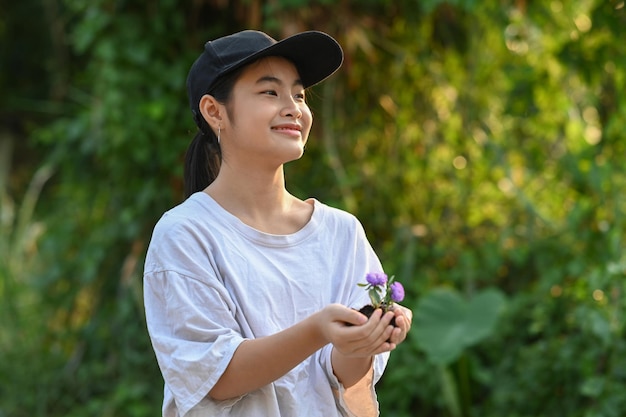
left=204, top=165, right=312, bottom=234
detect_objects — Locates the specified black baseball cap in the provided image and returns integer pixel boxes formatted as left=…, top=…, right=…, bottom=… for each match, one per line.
left=186, top=30, right=344, bottom=128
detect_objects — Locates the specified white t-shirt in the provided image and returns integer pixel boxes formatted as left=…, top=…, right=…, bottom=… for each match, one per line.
left=143, top=192, right=389, bottom=417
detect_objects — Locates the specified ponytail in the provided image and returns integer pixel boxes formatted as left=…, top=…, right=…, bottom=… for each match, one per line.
left=183, top=130, right=221, bottom=198
left=183, top=64, right=246, bottom=199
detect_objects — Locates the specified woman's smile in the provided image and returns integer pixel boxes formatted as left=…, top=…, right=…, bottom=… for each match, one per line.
left=272, top=123, right=303, bottom=137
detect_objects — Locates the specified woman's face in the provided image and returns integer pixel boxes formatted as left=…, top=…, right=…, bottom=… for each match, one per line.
left=221, top=56, right=313, bottom=167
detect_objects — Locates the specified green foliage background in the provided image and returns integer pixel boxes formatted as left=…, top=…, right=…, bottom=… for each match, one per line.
left=1, top=0, right=625, bottom=416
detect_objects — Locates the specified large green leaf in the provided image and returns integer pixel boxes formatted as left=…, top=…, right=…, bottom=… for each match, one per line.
left=414, top=287, right=507, bottom=366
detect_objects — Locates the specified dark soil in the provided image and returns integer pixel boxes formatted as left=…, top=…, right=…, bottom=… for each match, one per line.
left=358, top=304, right=397, bottom=327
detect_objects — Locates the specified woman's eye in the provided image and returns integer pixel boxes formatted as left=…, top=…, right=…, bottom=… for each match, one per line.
left=262, top=90, right=278, bottom=96
left=294, top=93, right=305, bottom=100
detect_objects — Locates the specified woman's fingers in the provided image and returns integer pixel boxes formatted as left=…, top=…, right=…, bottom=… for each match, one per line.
left=325, top=305, right=409, bottom=357
left=388, top=305, right=412, bottom=344
left=339, top=310, right=396, bottom=354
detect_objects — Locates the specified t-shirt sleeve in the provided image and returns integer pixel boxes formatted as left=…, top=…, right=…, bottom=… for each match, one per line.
left=144, top=269, right=245, bottom=416
left=143, top=216, right=246, bottom=416
left=317, top=210, right=391, bottom=416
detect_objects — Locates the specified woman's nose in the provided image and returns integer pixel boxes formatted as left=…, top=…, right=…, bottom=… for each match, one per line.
left=281, top=97, right=303, bottom=119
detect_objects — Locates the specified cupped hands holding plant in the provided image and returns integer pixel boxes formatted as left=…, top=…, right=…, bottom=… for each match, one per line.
left=318, top=303, right=397, bottom=358
left=310, top=273, right=412, bottom=389
left=314, top=272, right=413, bottom=359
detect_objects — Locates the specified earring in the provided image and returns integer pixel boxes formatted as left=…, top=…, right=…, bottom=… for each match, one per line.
left=217, top=126, right=221, bottom=145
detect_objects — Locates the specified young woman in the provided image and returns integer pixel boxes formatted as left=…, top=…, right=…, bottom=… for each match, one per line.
left=143, top=30, right=412, bottom=417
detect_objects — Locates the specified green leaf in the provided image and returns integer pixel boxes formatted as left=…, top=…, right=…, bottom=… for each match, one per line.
left=414, top=287, right=507, bottom=366
left=369, top=288, right=382, bottom=307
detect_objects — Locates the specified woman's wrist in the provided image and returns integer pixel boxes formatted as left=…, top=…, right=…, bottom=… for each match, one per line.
left=331, top=348, right=373, bottom=387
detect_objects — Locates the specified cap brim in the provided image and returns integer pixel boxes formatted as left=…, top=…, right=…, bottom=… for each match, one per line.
left=222, top=31, right=344, bottom=89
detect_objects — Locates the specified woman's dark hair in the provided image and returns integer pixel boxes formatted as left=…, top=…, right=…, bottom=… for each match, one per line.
left=183, top=67, right=244, bottom=198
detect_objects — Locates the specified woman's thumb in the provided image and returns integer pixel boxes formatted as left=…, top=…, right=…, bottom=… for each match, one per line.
left=338, top=306, right=368, bottom=326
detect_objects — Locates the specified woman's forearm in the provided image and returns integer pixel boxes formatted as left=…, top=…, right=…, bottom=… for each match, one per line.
left=208, top=312, right=327, bottom=401
left=208, top=303, right=388, bottom=400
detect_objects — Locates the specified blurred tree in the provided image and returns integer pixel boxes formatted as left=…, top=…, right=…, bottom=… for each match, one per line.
left=1, top=0, right=625, bottom=416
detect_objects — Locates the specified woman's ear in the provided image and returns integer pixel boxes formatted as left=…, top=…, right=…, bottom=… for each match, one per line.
left=198, top=94, right=223, bottom=132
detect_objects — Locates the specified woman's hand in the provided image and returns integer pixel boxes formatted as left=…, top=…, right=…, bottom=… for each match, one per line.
left=317, top=304, right=394, bottom=389
left=317, top=304, right=396, bottom=357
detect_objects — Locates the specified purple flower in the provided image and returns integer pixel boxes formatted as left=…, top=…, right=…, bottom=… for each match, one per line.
left=366, top=272, right=388, bottom=287
left=390, top=282, right=405, bottom=303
